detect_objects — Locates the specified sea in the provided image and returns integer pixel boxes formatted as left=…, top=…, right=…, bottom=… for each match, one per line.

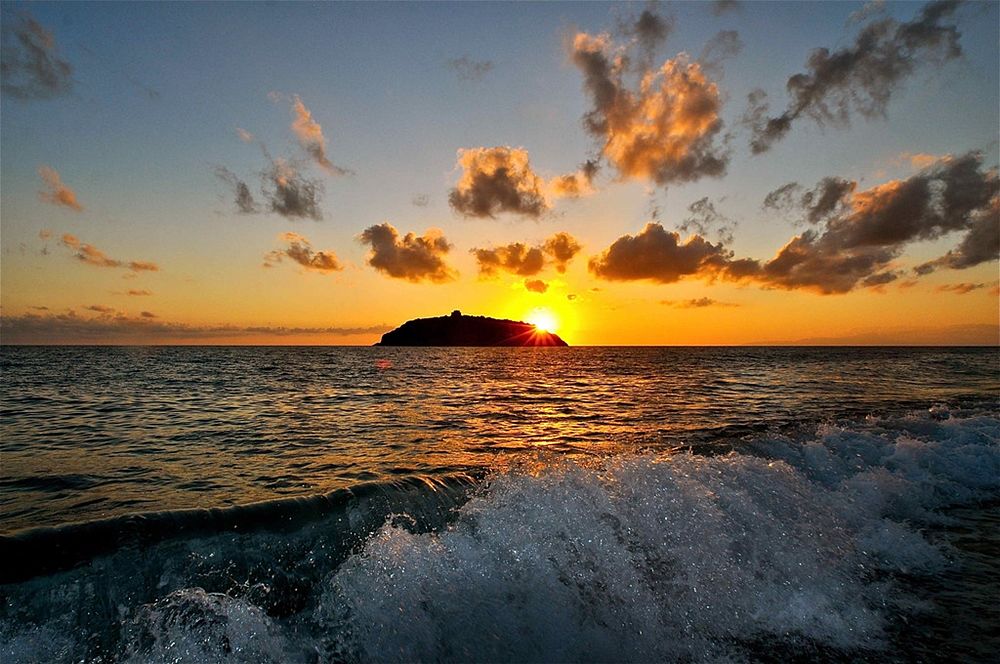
left=0, top=346, right=998, bottom=663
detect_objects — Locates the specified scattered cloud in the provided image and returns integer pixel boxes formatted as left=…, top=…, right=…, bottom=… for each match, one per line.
left=37, top=166, right=83, bottom=212
left=449, top=147, right=548, bottom=219
left=214, top=166, right=259, bottom=214
left=85, top=304, right=116, bottom=314
left=264, top=232, right=342, bottom=273
left=524, top=279, right=549, bottom=294
left=472, top=242, right=545, bottom=277
left=763, top=177, right=856, bottom=225
left=127, top=289, right=152, bottom=296
left=661, top=297, right=738, bottom=308
left=0, top=310, right=390, bottom=344
left=449, top=147, right=596, bottom=219
left=236, top=127, right=254, bottom=143
left=542, top=232, right=583, bottom=273
left=897, top=152, right=940, bottom=169
left=262, top=158, right=324, bottom=220
left=588, top=222, right=754, bottom=284
left=745, top=0, right=963, bottom=153
left=359, top=223, right=456, bottom=283
left=60, top=234, right=160, bottom=273
left=289, top=94, right=350, bottom=175
left=473, top=232, right=583, bottom=277
left=411, top=193, right=430, bottom=207
left=710, top=0, right=741, bottom=16
left=698, top=30, right=743, bottom=77
left=679, top=197, right=736, bottom=243
left=447, top=56, right=495, bottom=81
left=0, top=12, right=73, bottom=100
left=571, top=21, right=729, bottom=187
left=936, top=281, right=993, bottom=295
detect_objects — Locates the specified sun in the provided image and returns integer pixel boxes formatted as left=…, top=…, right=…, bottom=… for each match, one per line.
left=526, top=308, right=559, bottom=334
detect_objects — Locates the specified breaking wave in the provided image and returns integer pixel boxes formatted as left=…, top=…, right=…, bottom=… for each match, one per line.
left=2, top=405, right=998, bottom=663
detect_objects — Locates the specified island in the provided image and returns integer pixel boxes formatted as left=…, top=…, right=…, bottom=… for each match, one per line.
left=375, top=310, right=568, bottom=346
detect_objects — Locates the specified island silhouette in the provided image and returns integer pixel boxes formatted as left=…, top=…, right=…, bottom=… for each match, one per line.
left=375, top=310, right=568, bottom=346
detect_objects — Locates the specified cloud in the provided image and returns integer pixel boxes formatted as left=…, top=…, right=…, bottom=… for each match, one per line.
left=937, top=282, right=991, bottom=294
left=623, top=9, right=674, bottom=64
left=127, top=289, right=152, bottom=296
left=289, top=95, right=350, bottom=175
left=472, top=232, right=582, bottom=277
left=236, top=127, right=254, bottom=143
left=755, top=152, right=998, bottom=292
left=37, top=166, right=83, bottom=212
left=542, top=232, right=583, bottom=273
left=679, top=197, right=736, bottom=243
left=0, top=310, right=390, bottom=344
left=710, top=0, right=741, bottom=16
left=570, top=28, right=729, bottom=186
left=262, top=158, right=324, bottom=220
left=745, top=1, right=963, bottom=153
left=359, top=223, right=455, bottom=283
left=449, top=148, right=597, bottom=219
left=39, top=230, right=51, bottom=240
left=524, top=279, right=549, bottom=294
left=763, top=177, right=856, bottom=224
left=661, top=297, right=738, bottom=308
left=60, top=234, right=160, bottom=273
left=546, top=160, right=600, bottom=199
left=449, top=147, right=548, bottom=219
left=472, top=242, right=545, bottom=277
left=698, top=30, right=743, bottom=77
left=264, top=232, right=342, bottom=273
left=411, top=194, right=430, bottom=207
left=898, top=152, right=939, bottom=169
left=588, top=222, right=753, bottom=283
left=447, top=56, right=495, bottom=81
left=214, top=166, right=259, bottom=214
left=85, top=304, right=116, bottom=314
left=0, top=12, right=73, bottom=100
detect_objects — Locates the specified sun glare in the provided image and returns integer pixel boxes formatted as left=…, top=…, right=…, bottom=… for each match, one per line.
left=527, top=308, right=559, bottom=334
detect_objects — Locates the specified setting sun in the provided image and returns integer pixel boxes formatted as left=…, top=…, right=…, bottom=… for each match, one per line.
left=527, top=308, right=559, bottom=334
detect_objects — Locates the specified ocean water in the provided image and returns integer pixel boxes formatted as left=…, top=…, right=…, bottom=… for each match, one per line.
left=0, top=346, right=998, bottom=663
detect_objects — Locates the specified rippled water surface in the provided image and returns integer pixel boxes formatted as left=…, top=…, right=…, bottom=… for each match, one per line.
left=1, top=346, right=998, bottom=532
left=1, top=346, right=998, bottom=663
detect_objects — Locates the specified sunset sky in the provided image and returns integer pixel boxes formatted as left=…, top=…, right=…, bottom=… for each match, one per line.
left=2, top=1, right=997, bottom=345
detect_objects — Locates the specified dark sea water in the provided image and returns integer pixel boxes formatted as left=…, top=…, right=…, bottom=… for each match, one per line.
left=0, top=346, right=998, bottom=663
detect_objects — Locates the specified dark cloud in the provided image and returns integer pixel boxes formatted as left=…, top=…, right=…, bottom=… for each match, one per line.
left=60, top=234, right=160, bottom=273
left=85, top=304, right=116, bottom=314
left=588, top=222, right=753, bottom=283
left=755, top=152, right=998, bottom=292
left=262, top=159, right=324, bottom=221
left=542, top=232, right=583, bottom=273
left=0, top=310, right=389, bottom=344
left=524, top=279, right=549, bottom=294
left=449, top=147, right=548, bottom=219
left=472, top=242, right=545, bottom=277
left=264, top=232, right=342, bottom=273
left=763, top=177, right=856, bottom=224
left=411, top=194, right=430, bottom=207
left=359, top=223, right=455, bottom=283
left=0, top=13, right=73, bottom=100
left=571, top=29, right=728, bottom=186
left=710, top=0, right=741, bottom=16
left=447, top=56, right=495, bottom=82
left=590, top=152, right=998, bottom=294
left=746, top=1, right=963, bottom=153
left=623, top=8, right=674, bottom=65
left=679, top=197, right=736, bottom=243
left=214, top=167, right=259, bottom=214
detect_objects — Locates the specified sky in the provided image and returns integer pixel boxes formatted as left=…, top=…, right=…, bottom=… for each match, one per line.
left=1, top=0, right=998, bottom=345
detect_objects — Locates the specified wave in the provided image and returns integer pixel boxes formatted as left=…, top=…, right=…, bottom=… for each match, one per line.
left=2, top=406, right=998, bottom=663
